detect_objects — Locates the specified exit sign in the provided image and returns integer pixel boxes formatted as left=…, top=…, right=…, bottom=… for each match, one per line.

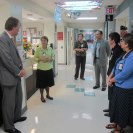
left=106, top=6, right=115, bottom=15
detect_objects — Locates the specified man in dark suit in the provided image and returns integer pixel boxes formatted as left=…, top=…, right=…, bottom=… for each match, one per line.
left=0, top=17, right=27, bottom=133
left=103, top=32, right=123, bottom=118
left=0, top=85, right=2, bottom=126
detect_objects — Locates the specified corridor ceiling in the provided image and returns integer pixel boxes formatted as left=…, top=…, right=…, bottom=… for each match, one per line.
left=29, top=0, right=125, bottom=23
left=0, top=0, right=125, bottom=24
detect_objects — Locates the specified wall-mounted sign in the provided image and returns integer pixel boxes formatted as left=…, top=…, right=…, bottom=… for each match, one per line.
left=57, top=32, right=63, bottom=40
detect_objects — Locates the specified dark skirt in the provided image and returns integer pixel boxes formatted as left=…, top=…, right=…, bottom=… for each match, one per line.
left=108, top=85, right=114, bottom=100
left=36, top=69, right=55, bottom=89
left=110, top=86, right=133, bottom=128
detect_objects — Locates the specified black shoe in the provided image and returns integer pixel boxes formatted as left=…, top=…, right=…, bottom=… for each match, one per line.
left=0, top=121, right=3, bottom=126
left=104, top=113, right=110, bottom=117
left=5, top=128, right=21, bottom=133
left=80, top=77, right=85, bottom=80
left=93, top=86, right=100, bottom=89
left=14, top=117, right=27, bottom=123
left=103, top=109, right=109, bottom=112
left=101, top=87, right=106, bottom=91
left=46, top=95, right=53, bottom=100
left=41, top=97, right=46, bottom=103
left=74, top=77, right=77, bottom=80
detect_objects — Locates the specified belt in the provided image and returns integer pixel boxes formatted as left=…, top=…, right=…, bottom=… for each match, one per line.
left=96, top=57, right=99, bottom=59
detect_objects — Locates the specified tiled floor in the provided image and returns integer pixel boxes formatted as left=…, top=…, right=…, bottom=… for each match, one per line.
left=0, top=47, right=132, bottom=133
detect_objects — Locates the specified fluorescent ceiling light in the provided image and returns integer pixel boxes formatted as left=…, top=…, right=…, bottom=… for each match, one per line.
left=64, top=1, right=99, bottom=6
left=59, top=1, right=102, bottom=11
left=64, top=6, right=100, bottom=11
left=77, top=17, right=97, bottom=20
left=27, top=17, right=38, bottom=21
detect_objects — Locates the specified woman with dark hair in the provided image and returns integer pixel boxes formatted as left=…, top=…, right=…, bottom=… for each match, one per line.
left=103, top=32, right=123, bottom=117
left=34, top=36, right=55, bottom=102
left=74, top=33, right=88, bottom=80
left=106, top=33, right=133, bottom=133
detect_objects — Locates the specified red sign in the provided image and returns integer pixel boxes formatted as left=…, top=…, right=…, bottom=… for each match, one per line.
left=57, top=32, right=63, bottom=40
left=106, top=7, right=114, bottom=15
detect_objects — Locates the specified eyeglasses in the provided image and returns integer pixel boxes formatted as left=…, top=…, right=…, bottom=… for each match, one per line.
left=120, top=38, right=124, bottom=42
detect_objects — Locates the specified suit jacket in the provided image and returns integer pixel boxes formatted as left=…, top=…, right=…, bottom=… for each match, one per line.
left=0, top=31, right=22, bottom=86
left=93, top=39, right=110, bottom=66
left=0, top=85, right=2, bottom=122
left=107, top=44, right=123, bottom=76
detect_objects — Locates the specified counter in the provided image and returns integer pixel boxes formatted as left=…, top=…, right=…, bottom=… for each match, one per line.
left=23, top=58, right=38, bottom=100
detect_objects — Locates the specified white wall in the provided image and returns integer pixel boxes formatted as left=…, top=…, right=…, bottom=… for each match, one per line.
left=6, top=0, right=53, bottom=18
left=22, top=21, right=44, bottom=39
left=68, top=22, right=104, bottom=30
left=23, top=21, right=56, bottom=43
left=0, top=4, right=10, bottom=33
left=57, top=24, right=66, bottom=64
left=0, top=3, right=27, bottom=111
left=43, top=21, right=55, bottom=44
left=115, top=19, right=128, bottom=33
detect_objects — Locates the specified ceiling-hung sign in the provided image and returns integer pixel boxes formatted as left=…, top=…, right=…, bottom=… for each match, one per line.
left=105, top=6, right=115, bottom=21
left=54, top=6, right=61, bottom=23
left=106, top=6, right=115, bottom=15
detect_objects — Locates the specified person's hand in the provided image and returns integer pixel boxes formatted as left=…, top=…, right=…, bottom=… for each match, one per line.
left=81, top=48, right=87, bottom=51
left=108, top=78, right=114, bottom=86
left=107, top=76, right=111, bottom=83
left=39, top=56, right=49, bottom=62
left=47, top=57, right=53, bottom=62
left=108, top=80, right=113, bottom=86
left=18, top=69, right=26, bottom=77
left=79, top=49, right=84, bottom=52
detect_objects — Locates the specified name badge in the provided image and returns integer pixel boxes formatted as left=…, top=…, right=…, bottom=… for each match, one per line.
left=43, top=53, right=46, bottom=56
left=81, top=44, right=83, bottom=48
left=118, top=63, right=123, bottom=70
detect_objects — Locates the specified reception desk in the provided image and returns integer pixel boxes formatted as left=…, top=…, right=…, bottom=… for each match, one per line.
left=23, top=58, right=38, bottom=100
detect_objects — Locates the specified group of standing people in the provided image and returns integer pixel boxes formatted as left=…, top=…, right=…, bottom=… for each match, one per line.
left=74, top=29, right=133, bottom=133
left=0, top=16, right=132, bottom=133
left=106, top=33, right=133, bottom=133
left=0, top=17, right=55, bottom=133
left=73, top=30, right=110, bottom=92
left=74, top=31, right=111, bottom=92
left=92, top=29, right=133, bottom=132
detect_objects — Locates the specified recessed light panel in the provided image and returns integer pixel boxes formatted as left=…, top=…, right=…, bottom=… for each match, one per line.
left=57, top=0, right=102, bottom=11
